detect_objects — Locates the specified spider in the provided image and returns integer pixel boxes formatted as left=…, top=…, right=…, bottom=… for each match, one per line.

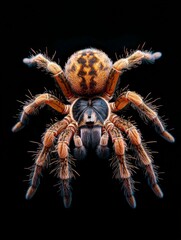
left=12, top=47, right=175, bottom=208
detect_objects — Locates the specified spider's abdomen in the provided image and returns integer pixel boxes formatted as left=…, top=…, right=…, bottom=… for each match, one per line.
left=64, top=48, right=112, bottom=97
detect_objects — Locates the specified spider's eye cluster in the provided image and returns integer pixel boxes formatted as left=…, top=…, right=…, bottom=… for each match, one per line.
left=64, top=48, right=112, bottom=97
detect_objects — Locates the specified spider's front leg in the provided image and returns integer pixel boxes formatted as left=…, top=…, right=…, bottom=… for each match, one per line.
left=102, top=50, right=162, bottom=100
left=110, top=91, right=175, bottom=143
left=105, top=120, right=136, bottom=208
left=56, top=121, right=77, bottom=208
left=110, top=113, right=163, bottom=198
left=12, top=93, right=70, bottom=132
left=96, top=127, right=110, bottom=159
left=26, top=116, right=73, bottom=200
left=23, top=53, right=76, bottom=102
left=73, top=133, right=87, bottom=160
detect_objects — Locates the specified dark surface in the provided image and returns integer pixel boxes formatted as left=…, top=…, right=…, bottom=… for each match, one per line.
left=2, top=1, right=180, bottom=238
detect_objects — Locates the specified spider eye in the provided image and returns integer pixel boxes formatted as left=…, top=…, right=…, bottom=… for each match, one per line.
left=72, top=97, right=109, bottom=125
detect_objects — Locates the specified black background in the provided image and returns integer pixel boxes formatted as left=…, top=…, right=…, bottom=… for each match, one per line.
left=2, top=1, right=180, bottom=238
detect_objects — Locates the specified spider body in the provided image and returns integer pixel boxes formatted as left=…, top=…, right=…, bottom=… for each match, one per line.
left=71, top=97, right=109, bottom=126
left=12, top=47, right=174, bottom=208
left=64, top=48, right=112, bottom=96
left=71, top=97, right=110, bottom=159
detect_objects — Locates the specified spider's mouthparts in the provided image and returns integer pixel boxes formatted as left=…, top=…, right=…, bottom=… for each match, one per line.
left=86, top=121, right=95, bottom=127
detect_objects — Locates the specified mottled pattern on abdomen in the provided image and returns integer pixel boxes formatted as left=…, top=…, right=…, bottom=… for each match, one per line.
left=64, top=48, right=112, bottom=96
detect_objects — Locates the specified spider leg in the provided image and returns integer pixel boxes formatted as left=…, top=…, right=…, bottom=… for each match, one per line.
left=26, top=116, right=72, bottom=200
left=102, top=50, right=161, bottom=100
left=96, top=127, right=110, bottom=159
left=110, top=113, right=163, bottom=198
left=105, top=120, right=136, bottom=208
left=57, top=121, right=77, bottom=208
left=110, top=91, right=175, bottom=142
left=23, top=54, right=76, bottom=102
left=73, top=133, right=87, bottom=160
left=12, top=93, right=70, bottom=132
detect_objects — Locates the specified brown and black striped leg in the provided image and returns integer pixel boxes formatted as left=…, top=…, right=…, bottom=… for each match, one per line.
left=110, top=91, right=175, bottom=143
left=12, top=93, right=70, bottom=132
left=23, top=53, right=76, bottom=102
left=57, top=122, right=77, bottom=208
left=105, top=120, right=136, bottom=208
left=26, top=116, right=73, bottom=200
left=102, top=50, right=162, bottom=100
left=110, top=113, right=163, bottom=198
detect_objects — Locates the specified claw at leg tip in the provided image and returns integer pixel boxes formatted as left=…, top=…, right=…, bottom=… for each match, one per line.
left=23, top=58, right=35, bottom=66
left=127, top=195, right=136, bottom=208
left=152, top=184, right=164, bottom=198
left=62, top=190, right=72, bottom=208
left=162, top=131, right=175, bottom=143
left=25, top=186, right=36, bottom=200
left=11, top=126, right=16, bottom=133
left=153, top=52, right=162, bottom=59
left=12, top=122, right=24, bottom=132
left=23, top=58, right=31, bottom=64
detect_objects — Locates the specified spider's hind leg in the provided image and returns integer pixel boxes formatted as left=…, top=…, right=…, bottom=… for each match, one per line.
left=23, top=53, right=76, bottom=102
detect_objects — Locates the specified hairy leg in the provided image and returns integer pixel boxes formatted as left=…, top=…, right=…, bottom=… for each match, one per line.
left=96, top=127, right=110, bottom=159
left=105, top=120, right=136, bottom=208
left=26, top=116, right=72, bottom=199
left=110, top=113, right=163, bottom=198
left=73, top=133, right=87, bottom=160
left=110, top=91, right=175, bottom=142
left=57, top=122, right=77, bottom=207
left=23, top=53, right=76, bottom=102
left=12, top=93, right=70, bottom=132
left=102, top=50, right=161, bottom=100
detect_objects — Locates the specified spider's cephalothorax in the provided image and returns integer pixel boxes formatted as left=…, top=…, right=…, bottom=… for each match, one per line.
left=71, top=97, right=110, bottom=159
left=12, top=47, right=175, bottom=208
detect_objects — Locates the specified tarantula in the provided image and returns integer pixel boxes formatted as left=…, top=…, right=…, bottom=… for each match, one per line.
left=12, top=47, right=175, bottom=208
